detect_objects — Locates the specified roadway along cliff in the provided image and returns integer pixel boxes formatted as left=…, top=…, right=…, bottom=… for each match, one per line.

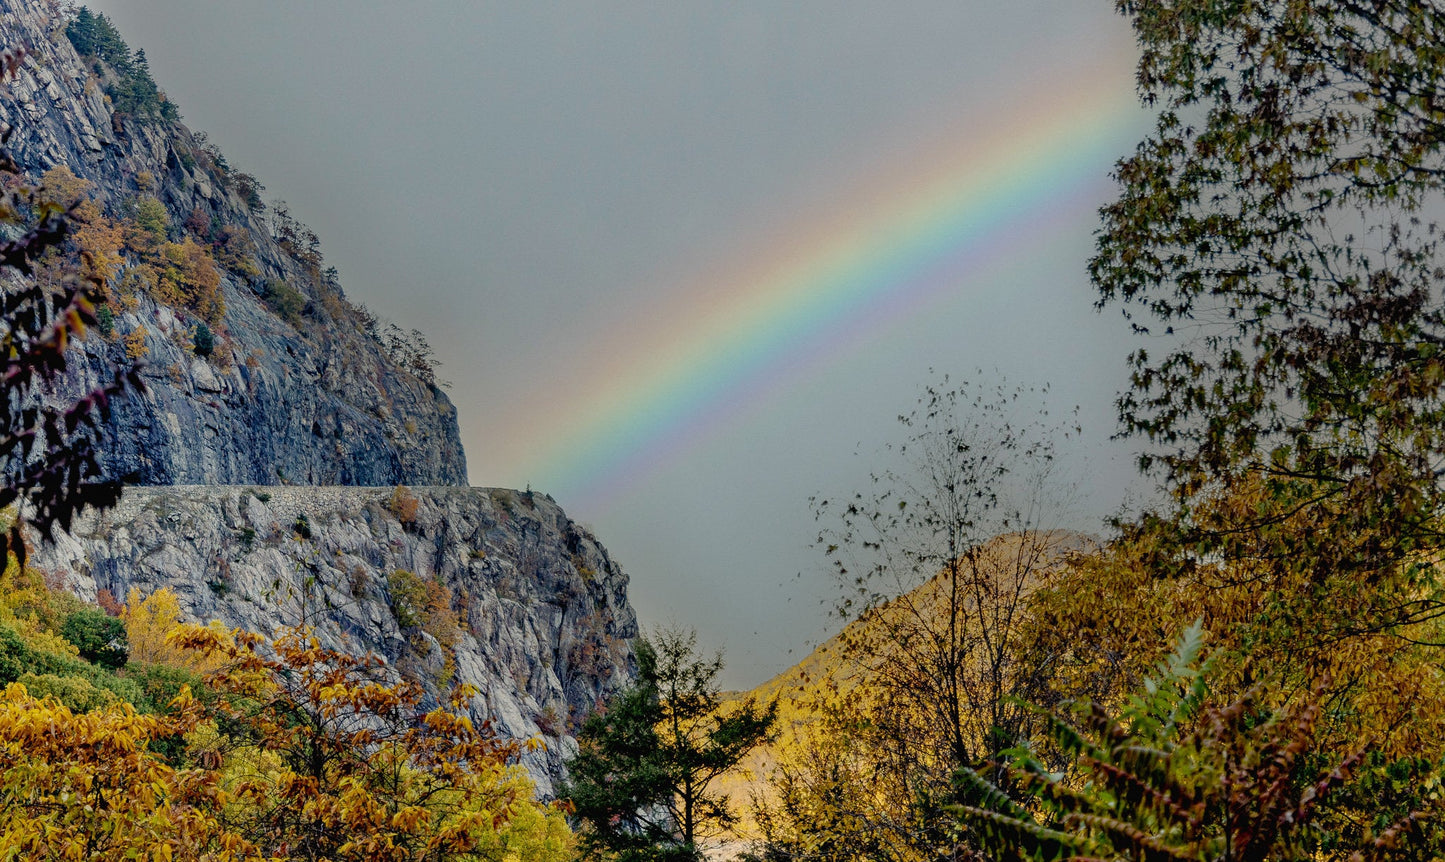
left=31, top=484, right=638, bottom=794
left=2, top=0, right=643, bottom=793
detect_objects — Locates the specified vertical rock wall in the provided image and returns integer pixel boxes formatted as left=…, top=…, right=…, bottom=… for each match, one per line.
left=0, top=0, right=469, bottom=486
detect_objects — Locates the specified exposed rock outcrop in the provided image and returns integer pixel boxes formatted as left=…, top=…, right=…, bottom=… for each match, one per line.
left=0, top=0, right=468, bottom=486
left=1, top=0, right=644, bottom=793
left=31, top=485, right=638, bottom=794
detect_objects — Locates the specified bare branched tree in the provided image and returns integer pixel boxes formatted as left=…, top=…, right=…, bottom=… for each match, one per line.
left=772, top=377, right=1081, bottom=860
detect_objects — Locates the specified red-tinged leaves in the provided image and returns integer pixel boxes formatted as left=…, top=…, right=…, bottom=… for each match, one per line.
left=956, top=638, right=1435, bottom=862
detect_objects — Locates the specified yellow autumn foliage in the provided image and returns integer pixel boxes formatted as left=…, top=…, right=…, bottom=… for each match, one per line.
left=169, top=623, right=574, bottom=862
left=122, top=586, right=229, bottom=672
left=0, top=682, right=259, bottom=861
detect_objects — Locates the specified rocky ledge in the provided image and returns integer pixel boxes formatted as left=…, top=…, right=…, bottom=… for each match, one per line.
left=30, top=484, right=638, bottom=794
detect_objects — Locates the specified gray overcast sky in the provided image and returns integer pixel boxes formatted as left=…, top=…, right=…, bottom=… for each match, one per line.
left=85, top=1, right=1149, bottom=687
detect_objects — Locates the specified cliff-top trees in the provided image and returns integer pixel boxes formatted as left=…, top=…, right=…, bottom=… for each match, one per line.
left=564, top=630, right=776, bottom=862
left=65, top=7, right=179, bottom=120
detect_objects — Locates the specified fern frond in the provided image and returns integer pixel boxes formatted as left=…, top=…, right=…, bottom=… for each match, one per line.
left=956, top=803, right=1097, bottom=862
left=1049, top=707, right=1110, bottom=761
left=1066, top=812, right=1195, bottom=862
left=1130, top=620, right=1210, bottom=742
left=1082, top=756, right=1197, bottom=827
left=956, top=766, right=1033, bottom=821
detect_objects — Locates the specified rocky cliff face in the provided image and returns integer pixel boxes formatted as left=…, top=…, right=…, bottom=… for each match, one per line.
left=0, top=0, right=643, bottom=794
left=31, top=485, right=638, bottom=794
left=0, top=0, right=468, bottom=486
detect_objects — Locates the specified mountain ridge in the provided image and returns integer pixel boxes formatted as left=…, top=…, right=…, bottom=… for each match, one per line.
left=1, top=0, right=468, bottom=486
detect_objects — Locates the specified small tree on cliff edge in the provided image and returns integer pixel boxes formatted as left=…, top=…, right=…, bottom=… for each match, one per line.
left=563, top=628, right=776, bottom=862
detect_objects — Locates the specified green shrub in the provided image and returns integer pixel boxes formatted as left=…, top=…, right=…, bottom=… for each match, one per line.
left=388, top=569, right=427, bottom=629
left=124, top=661, right=210, bottom=714
left=262, top=279, right=305, bottom=326
left=0, top=623, right=50, bottom=683
left=129, top=195, right=169, bottom=246
left=61, top=607, right=128, bottom=670
left=192, top=321, right=215, bottom=357
left=17, top=672, right=117, bottom=713
left=0, top=621, right=142, bottom=708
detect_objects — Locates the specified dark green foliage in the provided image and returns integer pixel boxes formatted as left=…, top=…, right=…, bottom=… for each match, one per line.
left=261, top=278, right=306, bottom=326
left=124, top=661, right=210, bottom=714
left=65, top=8, right=178, bottom=121
left=107, top=48, right=177, bottom=121
left=0, top=621, right=141, bottom=706
left=61, top=607, right=128, bottom=670
left=562, top=630, right=776, bottom=862
left=63, top=8, right=127, bottom=67
left=292, top=512, right=311, bottom=540
left=1313, top=752, right=1445, bottom=862
left=121, top=661, right=213, bottom=762
left=192, top=321, right=214, bottom=357
left=1092, top=1, right=1445, bottom=584
left=0, top=622, right=43, bottom=685
left=96, top=302, right=114, bottom=337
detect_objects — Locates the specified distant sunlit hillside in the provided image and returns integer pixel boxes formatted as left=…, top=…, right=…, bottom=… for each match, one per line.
left=713, top=531, right=1094, bottom=845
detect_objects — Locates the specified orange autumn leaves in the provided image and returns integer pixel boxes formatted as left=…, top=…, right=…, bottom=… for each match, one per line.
left=38, top=166, right=227, bottom=328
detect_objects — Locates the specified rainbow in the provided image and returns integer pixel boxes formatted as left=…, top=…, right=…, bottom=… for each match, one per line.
left=504, top=58, right=1146, bottom=510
